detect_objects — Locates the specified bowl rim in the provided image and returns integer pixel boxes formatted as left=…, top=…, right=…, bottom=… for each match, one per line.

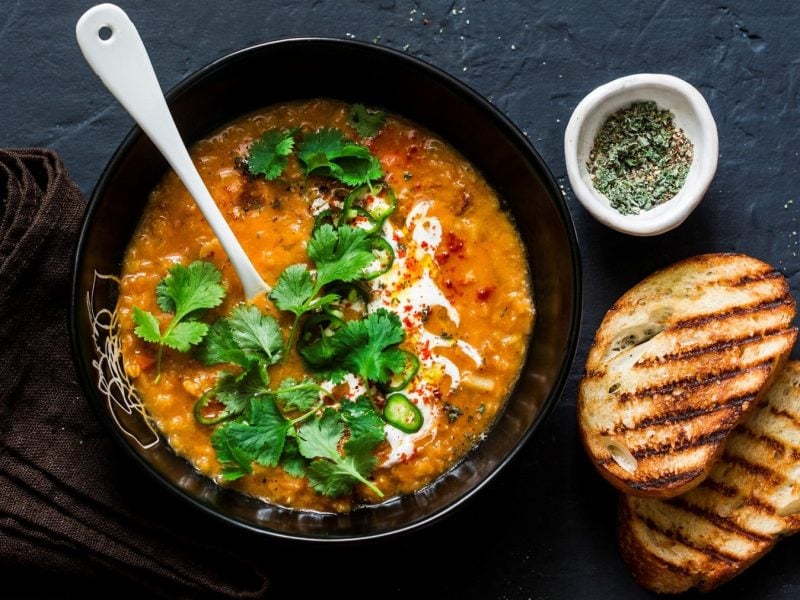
left=564, top=72, right=718, bottom=236
left=69, top=36, right=583, bottom=542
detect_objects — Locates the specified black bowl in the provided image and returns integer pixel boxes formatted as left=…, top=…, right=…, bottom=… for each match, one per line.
left=70, top=37, right=581, bottom=542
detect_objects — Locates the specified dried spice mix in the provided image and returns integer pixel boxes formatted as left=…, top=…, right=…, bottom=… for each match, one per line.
left=588, top=101, right=693, bottom=215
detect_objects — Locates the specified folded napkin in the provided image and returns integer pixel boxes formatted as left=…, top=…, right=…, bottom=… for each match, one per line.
left=0, top=149, right=269, bottom=599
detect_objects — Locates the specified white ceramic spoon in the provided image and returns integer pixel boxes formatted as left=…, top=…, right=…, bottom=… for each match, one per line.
left=76, top=3, right=271, bottom=300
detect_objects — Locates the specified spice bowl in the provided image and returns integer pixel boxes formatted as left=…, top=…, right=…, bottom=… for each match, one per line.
left=564, top=73, right=718, bottom=236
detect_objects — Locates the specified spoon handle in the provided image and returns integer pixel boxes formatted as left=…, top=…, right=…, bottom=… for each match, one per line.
left=76, top=3, right=270, bottom=300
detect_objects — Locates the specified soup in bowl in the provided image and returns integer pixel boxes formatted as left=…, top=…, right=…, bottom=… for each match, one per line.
left=71, top=38, right=580, bottom=540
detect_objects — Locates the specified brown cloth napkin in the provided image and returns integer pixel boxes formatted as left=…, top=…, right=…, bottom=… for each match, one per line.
left=0, top=148, right=269, bottom=599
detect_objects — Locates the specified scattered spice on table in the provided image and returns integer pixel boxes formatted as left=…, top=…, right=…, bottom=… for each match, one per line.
left=587, top=100, right=693, bottom=215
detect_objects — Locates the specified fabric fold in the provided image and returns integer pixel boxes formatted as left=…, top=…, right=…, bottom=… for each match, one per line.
left=0, top=148, right=269, bottom=599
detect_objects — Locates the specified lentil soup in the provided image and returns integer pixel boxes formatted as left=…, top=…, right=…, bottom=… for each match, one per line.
left=117, top=98, right=535, bottom=513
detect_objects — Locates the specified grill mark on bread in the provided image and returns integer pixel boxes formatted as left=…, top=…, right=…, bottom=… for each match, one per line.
left=665, top=497, right=773, bottom=543
left=617, top=359, right=773, bottom=404
left=627, top=468, right=706, bottom=491
left=769, top=406, right=800, bottom=430
left=638, top=515, right=739, bottom=563
left=672, top=296, right=793, bottom=330
left=636, top=329, right=788, bottom=367
left=612, top=392, right=756, bottom=432
left=702, top=478, right=776, bottom=513
left=735, top=426, right=800, bottom=461
left=630, top=429, right=730, bottom=460
left=728, top=269, right=784, bottom=287
left=721, top=453, right=784, bottom=486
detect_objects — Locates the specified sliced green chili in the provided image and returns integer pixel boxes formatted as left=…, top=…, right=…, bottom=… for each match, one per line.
left=360, top=236, right=395, bottom=280
left=194, top=389, right=232, bottom=425
left=340, top=206, right=380, bottom=235
left=341, top=184, right=397, bottom=227
left=385, top=349, right=420, bottom=391
left=383, top=393, right=423, bottom=433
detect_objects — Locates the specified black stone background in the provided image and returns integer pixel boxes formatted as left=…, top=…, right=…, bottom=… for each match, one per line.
left=3, top=1, right=800, bottom=598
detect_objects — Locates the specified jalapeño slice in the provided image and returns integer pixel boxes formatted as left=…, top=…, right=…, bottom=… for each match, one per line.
left=360, top=237, right=395, bottom=280
left=384, top=393, right=423, bottom=433
left=385, top=349, right=420, bottom=391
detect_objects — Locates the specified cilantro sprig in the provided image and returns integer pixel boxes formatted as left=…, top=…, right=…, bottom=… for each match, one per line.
left=269, top=223, right=375, bottom=352
left=347, top=104, right=386, bottom=139
left=297, top=128, right=383, bottom=188
left=240, top=122, right=384, bottom=190
left=132, top=261, right=225, bottom=381
left=300, top=308, right=408, bottom=385
left=243, top=128, right=296, bottom=180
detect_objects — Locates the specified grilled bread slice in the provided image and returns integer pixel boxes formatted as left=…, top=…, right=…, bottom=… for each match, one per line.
left=578, top=253, right=797, bottom=498
left=617, top=361, right=800, bottom=593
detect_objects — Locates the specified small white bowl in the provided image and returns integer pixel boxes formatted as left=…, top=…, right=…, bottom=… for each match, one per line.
left=564, top=73, right=718, bottom=236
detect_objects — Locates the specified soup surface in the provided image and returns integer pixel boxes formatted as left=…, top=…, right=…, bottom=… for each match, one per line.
left=117, top=98, right=534, bottom=512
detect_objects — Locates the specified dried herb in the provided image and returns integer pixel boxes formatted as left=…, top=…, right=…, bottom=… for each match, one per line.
left=587, top=101, right=693, bottom=215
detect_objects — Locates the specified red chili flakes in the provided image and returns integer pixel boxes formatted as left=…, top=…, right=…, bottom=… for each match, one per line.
left=402, top=316, right=414, bottom=329
left=419, top=340, right=432, bottom=361
left=435, top=231, right=466, bottom=265
left=477, top=286, right=496, bottom=302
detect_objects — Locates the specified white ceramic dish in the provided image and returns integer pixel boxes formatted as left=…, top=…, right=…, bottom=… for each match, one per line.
left=564, top=73, right=718, bottom=236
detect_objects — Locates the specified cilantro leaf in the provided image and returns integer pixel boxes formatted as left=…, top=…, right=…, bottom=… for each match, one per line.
left=269, top=264, right=314, bottom=316
left=337, top=309, right=405, bottom=383
left=300, top=309, right=406, bottom=385
left=280, top=435, right=307, bottom=478
left=347, top=104, right=386, bottom=138
left=297, top=128, right=383, bottom=187
left=335, top=153, right=384, bottom=187
left=132, top=307, right=162, bottom=344
left=213, top=369, right=269, bottom=416
left=196, top=318, right=253, bottom=369
left=341, top=396, right=386, bottom=448
left=297, top=409, right=383, bottom=497
left=161, top=321, right=209, bottom=352
left=198, top=305, right=283, bottom=368
left=245, top=128, right=295, bottom=180
left=211, top=398, right=292, bottom=480
left=160, top=261, right=226, bottom=320
left=132, top=261, right=226, bottom=379
left=308, top=224, right=375, bottom=286
left=275, top=377, right=322, bottom=412
left=296, top=408, right=343, bottom=462
left=210, top=430, right=253, bottom=481
left=226, top=305, right=284, bottom=364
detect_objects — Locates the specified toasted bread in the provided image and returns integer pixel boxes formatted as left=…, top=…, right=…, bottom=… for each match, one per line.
left=578, top=253, right=797, bottom=498
left=617, top=361, right=800, bottom=593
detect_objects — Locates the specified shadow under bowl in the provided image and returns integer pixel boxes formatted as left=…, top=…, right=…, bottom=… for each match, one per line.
left=70, top=37, right=582, bottom=542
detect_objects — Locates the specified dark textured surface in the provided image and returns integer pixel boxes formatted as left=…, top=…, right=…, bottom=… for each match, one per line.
left=3, top=0, right=799, bottom=598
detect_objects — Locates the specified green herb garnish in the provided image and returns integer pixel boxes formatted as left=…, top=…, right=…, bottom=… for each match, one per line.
left=298, top=407, right=383, bottom=497
left=269, top=223, right=375, bottom=352
left=243, top=128, right=296, bottom=180
left=300, top=308, right=408, bottom=385
left=132, top=260, right=225, bottom=380
left=347, top=104, right=386, bottom=138
left=587, top=100, right=693, bottom=215
left=297, top=128, right=383, bottom=188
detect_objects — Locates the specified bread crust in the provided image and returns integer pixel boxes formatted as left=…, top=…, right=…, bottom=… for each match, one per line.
left=578, top=253, right=797, bottom=498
